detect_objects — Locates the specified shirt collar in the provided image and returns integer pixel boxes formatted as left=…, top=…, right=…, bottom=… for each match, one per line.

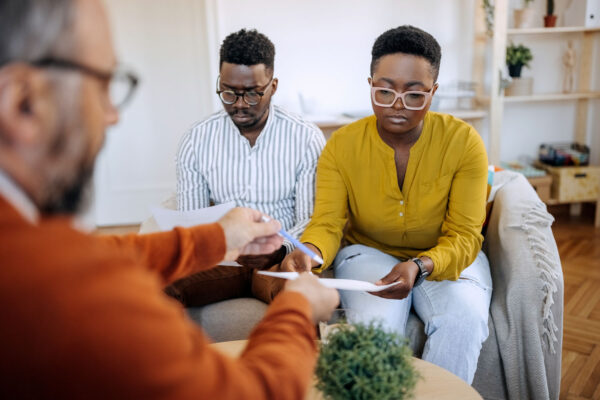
left=0, top=169, right=39, bottom=224
left=225, top=103, right=276, bottom=146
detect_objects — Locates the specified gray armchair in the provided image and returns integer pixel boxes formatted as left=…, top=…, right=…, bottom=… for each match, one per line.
left=142, top=170, right=563, bottom=400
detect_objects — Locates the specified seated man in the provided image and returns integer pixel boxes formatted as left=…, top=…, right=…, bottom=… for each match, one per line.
left=169, top=29, right=326, bottom=306
left=0, top=0, right=339, bottom=398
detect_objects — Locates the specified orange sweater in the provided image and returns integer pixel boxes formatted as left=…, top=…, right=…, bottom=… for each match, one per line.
left=0, top=197, right=317, bottom=399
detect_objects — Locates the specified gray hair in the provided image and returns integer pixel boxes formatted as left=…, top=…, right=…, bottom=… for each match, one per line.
left=0, top=0, right=76, bottom=66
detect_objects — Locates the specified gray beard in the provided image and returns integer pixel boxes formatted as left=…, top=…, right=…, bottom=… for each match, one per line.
left=40, top=164, right=93, bottom=215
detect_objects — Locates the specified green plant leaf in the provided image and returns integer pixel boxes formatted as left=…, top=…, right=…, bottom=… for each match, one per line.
left=506, top=42, right=533, bottom=68
left=316, top=321, right=420, bottom=400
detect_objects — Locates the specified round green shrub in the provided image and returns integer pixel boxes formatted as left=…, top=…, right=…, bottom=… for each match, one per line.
left=315, top=321, right=420, bottom=400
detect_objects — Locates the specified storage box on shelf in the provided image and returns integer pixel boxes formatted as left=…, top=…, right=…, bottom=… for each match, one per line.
left=534, top=162, right=600, bottom=226
left=527, top=175, right=553, bottom=202
left=537, top=163, right=600, bottom=203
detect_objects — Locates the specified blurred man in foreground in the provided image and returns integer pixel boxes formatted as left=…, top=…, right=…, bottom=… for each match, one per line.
left=0, top=0, right=339, bottom=398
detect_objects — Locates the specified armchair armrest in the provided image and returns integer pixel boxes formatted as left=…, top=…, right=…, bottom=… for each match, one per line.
left=484, top=171, right=563, bottom=400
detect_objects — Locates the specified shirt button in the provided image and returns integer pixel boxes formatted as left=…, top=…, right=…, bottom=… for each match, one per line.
left=399, top=212, right=404, bottom=217
left=400, top=201, right=404, bottom=205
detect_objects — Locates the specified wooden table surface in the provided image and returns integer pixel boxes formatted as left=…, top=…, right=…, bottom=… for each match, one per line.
left=211, top=340, right=482, bottom=400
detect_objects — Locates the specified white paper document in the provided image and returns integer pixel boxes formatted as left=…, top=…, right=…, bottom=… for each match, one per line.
left=151, top=202, right=240, bottom=266
left=151, top=202, right=236, bottom=230
left=257, top=271, right=400, bottom=292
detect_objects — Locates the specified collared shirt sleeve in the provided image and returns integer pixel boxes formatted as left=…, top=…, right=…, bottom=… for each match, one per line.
left=176, top=126, right=210, bottom=211
left=283, top=130, right=327, bottom=254
left=418, top=131, right=488, bottom=280
left=300, top=136, right=349, bottom=271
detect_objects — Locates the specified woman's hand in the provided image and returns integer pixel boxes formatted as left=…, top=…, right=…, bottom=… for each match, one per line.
left=369, top=260, right=420, bottom=299
left=280, top=244, right=322, bottom=272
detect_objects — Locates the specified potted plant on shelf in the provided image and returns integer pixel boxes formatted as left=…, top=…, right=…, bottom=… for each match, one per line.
left=315, top=321, right=419, bottom=400
left=507, top=42, right=533, bottom=78
left=514, top=0, right=536, bottom=29
left=544, top=0, right=557, bottom=27
left=506, top=43, right=534, bottom=96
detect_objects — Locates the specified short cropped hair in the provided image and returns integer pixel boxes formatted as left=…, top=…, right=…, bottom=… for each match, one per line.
left=370, top=25, right=441, bottom=80
left=219, top=29, right=275, bottom=73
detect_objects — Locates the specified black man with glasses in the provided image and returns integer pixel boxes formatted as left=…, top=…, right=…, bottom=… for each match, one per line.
left=282, top=25, right=492, bottom=385
left=169, top=29, right=325, bottom=307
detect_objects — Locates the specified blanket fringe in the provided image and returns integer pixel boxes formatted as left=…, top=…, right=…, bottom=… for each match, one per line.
left=521, top=202, right=560, bottom=354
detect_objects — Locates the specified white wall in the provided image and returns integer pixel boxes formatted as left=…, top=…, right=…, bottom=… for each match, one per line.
left=211, top=0, right=476, bottom=116
left=93, top=0, right=212, bottom=225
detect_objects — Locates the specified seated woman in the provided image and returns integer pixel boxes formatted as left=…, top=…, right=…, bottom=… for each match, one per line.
left=281, top=25, right=492, bottom=384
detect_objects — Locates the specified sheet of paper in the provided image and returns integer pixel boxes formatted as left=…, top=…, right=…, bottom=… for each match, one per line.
left=257, top=271, right=400, bottom=292
left=151, top=202, right=240, bottom=266
left=151, top=202, right=236, bottom=230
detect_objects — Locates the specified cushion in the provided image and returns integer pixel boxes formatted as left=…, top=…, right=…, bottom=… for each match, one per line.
left=187, top=298, right=268, bottom=342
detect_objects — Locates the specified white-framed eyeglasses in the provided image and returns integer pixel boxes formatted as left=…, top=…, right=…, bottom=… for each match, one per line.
left=370, top=82, right=436, bottom=110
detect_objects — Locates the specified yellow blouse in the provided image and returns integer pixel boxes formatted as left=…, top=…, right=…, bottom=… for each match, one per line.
left=301, top=112, right=488, bottom=281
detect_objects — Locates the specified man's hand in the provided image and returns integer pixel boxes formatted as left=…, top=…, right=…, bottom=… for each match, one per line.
left=236, top=246, right=287, bottom=269
left=284, top=273, right=339, bottom=324
left=217, top=208, right=283, bottom=261
left=369, top=261, right=420, bottom=300
left=280, top=244, right=321, bottom=272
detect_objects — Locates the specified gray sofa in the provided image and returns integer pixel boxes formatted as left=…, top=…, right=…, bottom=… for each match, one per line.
left=141, top=171, right=563, bottom=400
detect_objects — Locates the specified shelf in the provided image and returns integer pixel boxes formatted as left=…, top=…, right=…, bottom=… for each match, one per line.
left=504, top=92, right=600, bottom=103
left=441, top=109, right=487, bottom=120
left=544, top=198, right=599, bottom=206
left=507, top=26, right=600, bottom=35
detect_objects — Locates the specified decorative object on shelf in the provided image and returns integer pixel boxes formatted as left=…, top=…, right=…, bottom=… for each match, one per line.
left=501, top=161, right=547, bottom=177
left=433, top=80, right=478, bottom=111
left=544, top=0, right=558, bottom=26
left=562, top=40, right=576, bottom=93
left=539, top=142, right=590, bottom=166
left=514, top=0, right=536, bottom=28
left=482, top=0, right=495, bottom=36
left=505, top=42, right=534, bottom=96
left=315, top=321, right=419, bottom=400
left=564, top=0, right=600, bottom=28
left=506, top=42, right=533, bottom=78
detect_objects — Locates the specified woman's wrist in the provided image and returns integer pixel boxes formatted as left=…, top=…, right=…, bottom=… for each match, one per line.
left=304, top=242, right=323, bottom=267
left=418, top=256, right=434, bottom=275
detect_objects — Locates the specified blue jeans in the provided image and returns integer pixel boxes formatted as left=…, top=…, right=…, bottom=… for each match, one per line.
left=333, top=244, right=492, bottom=384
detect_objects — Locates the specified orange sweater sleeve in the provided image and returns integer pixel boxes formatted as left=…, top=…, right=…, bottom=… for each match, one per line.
left=97, top=223, right=226, bottom=284
left=59, top=260, right=317, bottom=400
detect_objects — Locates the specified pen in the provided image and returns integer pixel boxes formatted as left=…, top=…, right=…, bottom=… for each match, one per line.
left=261, top=216, right=324, bottom=265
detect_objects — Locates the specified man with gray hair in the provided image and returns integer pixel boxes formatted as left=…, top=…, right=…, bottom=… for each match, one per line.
left=0, top=0, right=338, bottom=398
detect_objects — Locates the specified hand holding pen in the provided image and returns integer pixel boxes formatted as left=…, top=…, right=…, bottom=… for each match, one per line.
left=261, top=216, right=324, bottom=272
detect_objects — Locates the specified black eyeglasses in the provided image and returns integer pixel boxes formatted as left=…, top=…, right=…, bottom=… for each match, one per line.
left=216, top=75, right=273, bottom=106
left=30, top=58, right=139, bottom=110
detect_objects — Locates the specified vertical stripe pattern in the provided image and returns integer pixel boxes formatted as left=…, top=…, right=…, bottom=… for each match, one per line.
left=176, top=105, right=326, bottom=252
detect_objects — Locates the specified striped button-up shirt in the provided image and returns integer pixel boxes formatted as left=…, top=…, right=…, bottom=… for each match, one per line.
left=176, top=104, right=326, bottom=253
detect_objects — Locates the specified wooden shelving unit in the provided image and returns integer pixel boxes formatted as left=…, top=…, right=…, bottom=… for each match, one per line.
left=477, top=0, right=600, bottom=164
left=504, top=91, right=600, bottom=102
left=507, top=26, right=600, bottom=35
left=473, top=0, right=600, bottom=225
